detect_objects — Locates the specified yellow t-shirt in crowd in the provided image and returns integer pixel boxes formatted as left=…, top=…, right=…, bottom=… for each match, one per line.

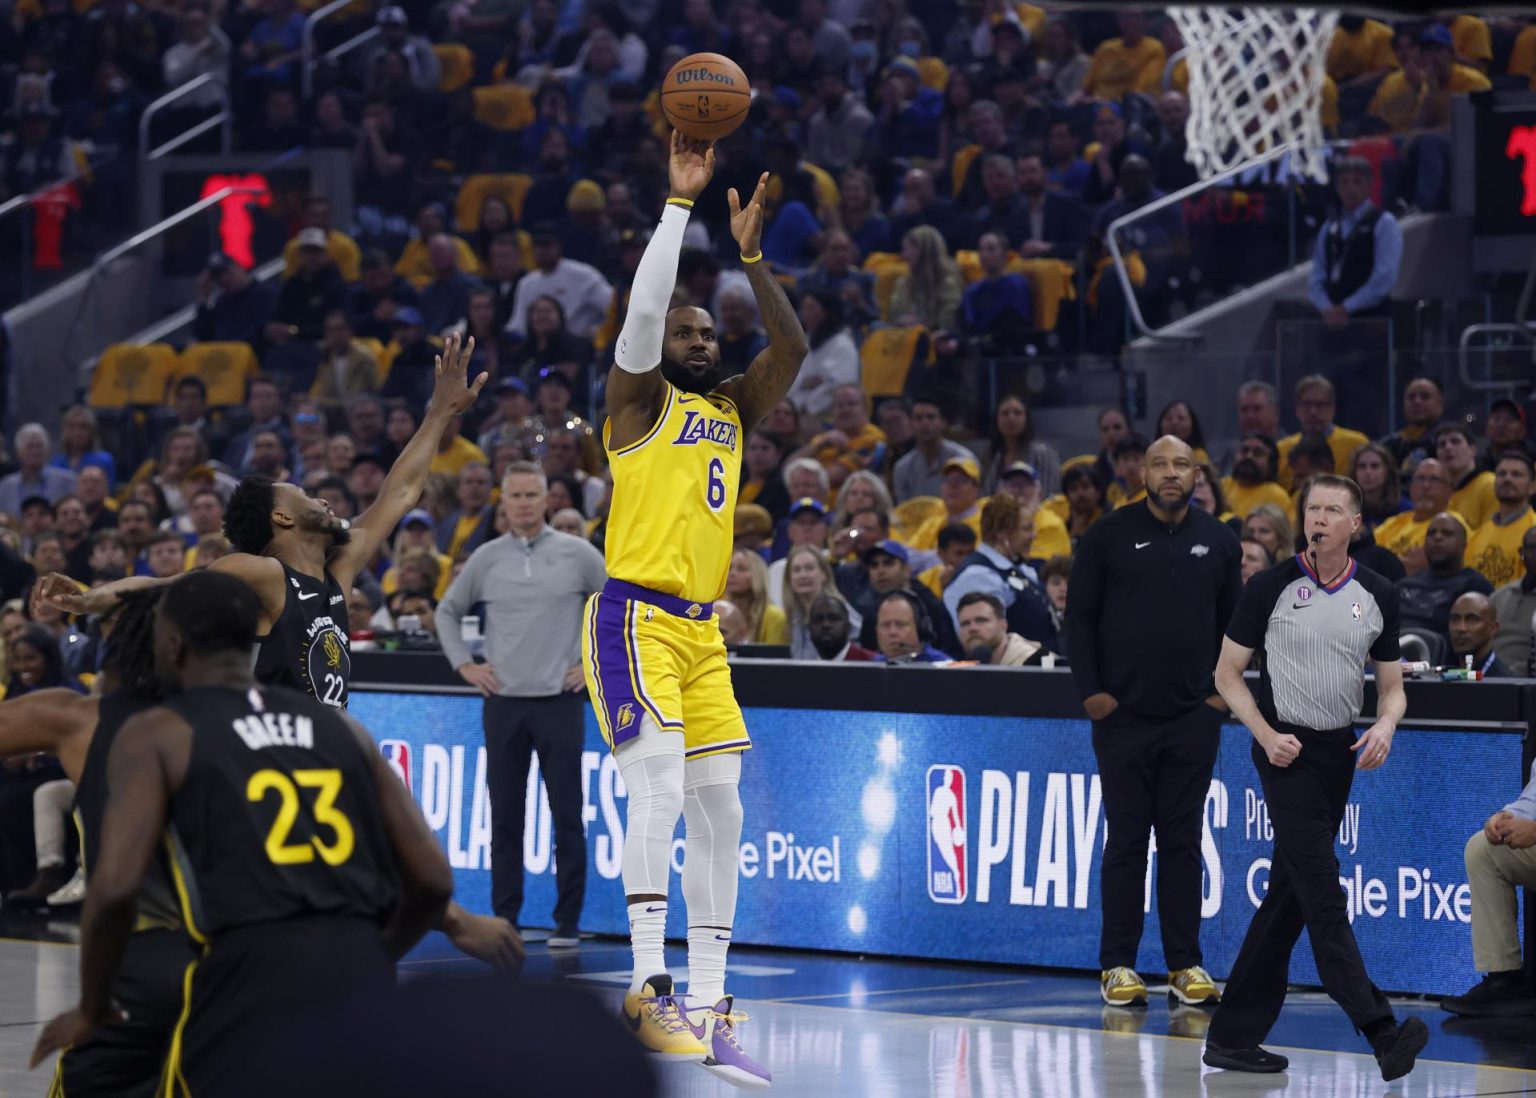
left=1326, top=18, right=1398, bottom=83
left=394, top=235, right=483, bottom=290
left=1451, top=15, right=1491, bottom=65
left=1449, top=470, right=1498, bottom=529
left=1083, top=36, right=1166, bottom=101
left=282, top=229, right=362, bottom=282
left=911, top=503, right=983, bottom=550
left=1031, top=508, right=1071, bottom=559
left=444, top=511, right=487, bottom=562
left=754, top=604, right=790, bottom=645
left=916, top=563, right=947, bottom=599
left=1109, top=486, right=1147, bottom=509
left=1375, top=511, right=1471, bottom=560
left=1220, top=478, right=1292, bottom=520
left=430, top=436, right=490, bottom=477
left=811, top=423, right=888, bottom=475
left=910, top=500, right=1066, bottom=559
left=1509, top=25, right=1536, bottom=89
left=1467, top=509, right=1536, bottom=587
left=1368, top=64, right=1491, bottom=132
left=1276, top=427, right=1370, bottom=490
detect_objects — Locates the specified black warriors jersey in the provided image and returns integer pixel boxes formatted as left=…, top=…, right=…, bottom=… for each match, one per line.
left=160, top=685, right=397, bottom=939
left=254, top=563, right=352, bottom=708
left=76, top=690, right=183, bottom=931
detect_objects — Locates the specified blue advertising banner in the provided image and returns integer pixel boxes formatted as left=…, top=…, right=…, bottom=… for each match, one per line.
left=351, top=690, right=1519, bottom=996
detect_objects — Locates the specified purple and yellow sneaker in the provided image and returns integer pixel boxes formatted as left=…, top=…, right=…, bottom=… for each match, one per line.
left=621, top=975, right=707, bottom=1061
left=689, top=995, right=771, bottom=1090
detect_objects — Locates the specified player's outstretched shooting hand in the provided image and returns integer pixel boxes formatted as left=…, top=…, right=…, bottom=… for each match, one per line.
left=432, top=330, right=488, bottom=417
left=668, top=131, right=715, bottom=201
left=729, top=171, right=769, bottom=257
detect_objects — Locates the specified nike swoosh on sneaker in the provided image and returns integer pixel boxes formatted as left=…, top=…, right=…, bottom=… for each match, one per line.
left=624, top=1006, right=644, bottom=1033
left=682, top=1014, right=708, bottom=1040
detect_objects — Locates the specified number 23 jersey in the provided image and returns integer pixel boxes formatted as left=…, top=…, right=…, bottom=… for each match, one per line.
left=160, top=685, right=397, bottom=939
left=604, top=382, right=742, bottom=603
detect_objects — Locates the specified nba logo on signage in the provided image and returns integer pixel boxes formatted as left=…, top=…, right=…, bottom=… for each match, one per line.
left=380, top=741, right=412, bottom=792
left=926, top=765, right=967, bottom=903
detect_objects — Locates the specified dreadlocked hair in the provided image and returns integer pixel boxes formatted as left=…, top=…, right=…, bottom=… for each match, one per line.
left=224, top=476, right=277, bottom=555
left=101, top=588, right=163, bottom=701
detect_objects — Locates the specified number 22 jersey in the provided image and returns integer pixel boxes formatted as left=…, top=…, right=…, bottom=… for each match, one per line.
left=603, top=381, right=742, bottom=603
left=160, top=684, right=397, bottom=939
left=254, top=562, right=352, bottom=708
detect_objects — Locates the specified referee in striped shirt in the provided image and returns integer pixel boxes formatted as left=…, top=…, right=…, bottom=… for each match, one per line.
left=1203, top=473, right=1427, bottom=1081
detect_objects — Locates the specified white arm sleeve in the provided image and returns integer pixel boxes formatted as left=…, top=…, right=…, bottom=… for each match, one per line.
left=614, top=203, right=691, bottom=374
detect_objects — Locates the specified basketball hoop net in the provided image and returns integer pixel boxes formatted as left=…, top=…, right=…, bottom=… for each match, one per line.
left=1169, top=6, right=1339, bottom=182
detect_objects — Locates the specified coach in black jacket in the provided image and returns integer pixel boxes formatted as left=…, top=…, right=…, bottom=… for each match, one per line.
left=1066, top=435, right=1242, bottom=1009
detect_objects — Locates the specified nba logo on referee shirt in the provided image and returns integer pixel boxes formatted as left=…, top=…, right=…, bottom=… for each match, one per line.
left=380, top=741, right=411, bottom=792
left=926, top=765, right=967, bottom=904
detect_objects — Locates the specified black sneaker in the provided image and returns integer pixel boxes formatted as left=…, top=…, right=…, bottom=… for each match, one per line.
left=1202, top=1042, right=1289, bottom=1073
left=1372, top=1017, right=1428, bottom=1082
left=547, top=924, right=581, bottom=949
left=1441, top=972, right=1536, bottom=1018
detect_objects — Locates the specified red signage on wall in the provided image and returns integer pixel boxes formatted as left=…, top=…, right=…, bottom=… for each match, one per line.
left=199, top=173, right=273, bottom=269
left=1506, top=124, right=1536, bottom=217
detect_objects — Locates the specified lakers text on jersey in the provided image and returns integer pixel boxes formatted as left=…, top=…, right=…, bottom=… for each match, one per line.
left=603, top=383, right=743, bottom=603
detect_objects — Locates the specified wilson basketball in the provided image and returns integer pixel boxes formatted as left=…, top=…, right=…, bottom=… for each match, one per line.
left=660, top=53, right=751, bottom=141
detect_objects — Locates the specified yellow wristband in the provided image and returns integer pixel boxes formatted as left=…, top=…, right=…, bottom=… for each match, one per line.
left=740, top=252, right=763, bottom=264
left=665, top=196, right=695, bottom=209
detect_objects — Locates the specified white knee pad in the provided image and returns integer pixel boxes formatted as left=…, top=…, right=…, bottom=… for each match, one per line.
left=617, top=716, right=684, bottom=896
left=682, top=753, right=743, bottom=927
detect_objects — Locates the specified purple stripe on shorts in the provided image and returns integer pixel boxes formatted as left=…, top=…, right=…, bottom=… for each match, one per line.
left=593, top=592, right=645, bottom=747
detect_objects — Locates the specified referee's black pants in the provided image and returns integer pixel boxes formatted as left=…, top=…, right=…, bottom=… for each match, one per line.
left=1092, top=703, right=1221, bottom=972
left=1208, top=724, right=1393, bottom=1048
left=483, top=694, right=587, bottom=930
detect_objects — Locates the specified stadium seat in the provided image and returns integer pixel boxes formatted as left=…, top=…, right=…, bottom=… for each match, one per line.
left=173, top=343, right=260, bottom=407
left=434, top=44, right=475, bottom=92
left=893, top=496, right=944, bottom=542
left=952, top=250, right=1075, bottom=330
left=90, top=343, right=178, bottom=409
left=472, top=85, right=536, bottom=132
left=1400, top=631, right=1448, bottom=668
left=950, top=144, right=981, bottom=196
left=863, top=253, right=910, bottom=321
left=456, top=174, right=535, bottom=229
left=918, top=56, right=949, bottom=91
left=376, top=340, right=401, bottom=382
left=860, top=325, right=931, bottom=397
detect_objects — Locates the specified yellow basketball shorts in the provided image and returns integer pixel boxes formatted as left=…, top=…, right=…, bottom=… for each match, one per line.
left=581, top=579, right=751, bottom=760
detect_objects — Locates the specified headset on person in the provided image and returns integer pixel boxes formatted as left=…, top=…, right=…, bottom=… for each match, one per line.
left=878, top=589, right=935, bottom=648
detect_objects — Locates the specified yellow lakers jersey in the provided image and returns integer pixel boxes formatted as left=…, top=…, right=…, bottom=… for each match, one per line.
left=605, top=383, right=742, bottom=601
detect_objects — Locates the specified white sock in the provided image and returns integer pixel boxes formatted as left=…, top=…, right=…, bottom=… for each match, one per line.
left=628, top=901, right=667, bottom=994
left=687, top=926, right=731, bottom=1007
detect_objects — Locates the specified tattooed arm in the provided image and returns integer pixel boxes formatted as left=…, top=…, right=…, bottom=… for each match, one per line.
left=717, top=173, right=810, bottom=431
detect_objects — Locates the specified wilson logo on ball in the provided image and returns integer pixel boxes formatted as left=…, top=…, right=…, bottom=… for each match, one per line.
left=675, top=68, right=737, bottom=86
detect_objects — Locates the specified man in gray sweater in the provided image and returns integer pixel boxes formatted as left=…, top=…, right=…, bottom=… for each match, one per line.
left=438, top=461, right=607, bottom=947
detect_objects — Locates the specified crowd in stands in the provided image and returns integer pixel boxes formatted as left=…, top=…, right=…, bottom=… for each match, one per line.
left=1, top=1, right=1535, bottom=902
left=4, top=3, right=1532, bottom=330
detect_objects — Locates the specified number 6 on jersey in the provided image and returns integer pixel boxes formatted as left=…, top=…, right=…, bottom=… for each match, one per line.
left=706, top=457, right=727, bottom=511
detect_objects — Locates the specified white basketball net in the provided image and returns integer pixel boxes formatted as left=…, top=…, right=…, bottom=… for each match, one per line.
left=1169, top=6, right=1340, bottom=182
